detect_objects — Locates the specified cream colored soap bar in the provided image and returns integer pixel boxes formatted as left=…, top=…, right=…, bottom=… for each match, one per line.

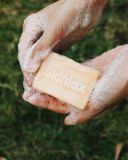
left=33, top=52, right=99, bottom=109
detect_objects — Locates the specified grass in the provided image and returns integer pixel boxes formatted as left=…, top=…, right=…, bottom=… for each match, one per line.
left=0, top=0, right=128, bottom=159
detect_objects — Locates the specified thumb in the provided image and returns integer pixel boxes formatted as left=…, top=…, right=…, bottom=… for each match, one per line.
left=33, top=25, right=62, bottom=55
left=23, top=26, right=62, bottom=86
left=64, top=106, right=96, bottom=125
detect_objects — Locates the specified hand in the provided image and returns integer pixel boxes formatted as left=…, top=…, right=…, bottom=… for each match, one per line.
left=21, top=44, right=128, bottom=124
left=65, top=44, right=128, bottom=125
left=18, top=0, right=107, bottom=114
left=18, top=0, right=107, bottom=85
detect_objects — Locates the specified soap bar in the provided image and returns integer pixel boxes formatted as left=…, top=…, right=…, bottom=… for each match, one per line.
left=33, top=52, right=99, bottom=109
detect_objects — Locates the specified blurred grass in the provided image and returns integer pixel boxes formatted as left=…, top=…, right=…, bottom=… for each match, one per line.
left=0, top=0, right=128, bottom=160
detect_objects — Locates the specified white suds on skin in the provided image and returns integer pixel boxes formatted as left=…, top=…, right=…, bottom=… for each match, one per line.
left=18, top=13, right=49, bottom=72
left=90, top=45, right=128, bottom=110
left=22, top=48, right=50, bottom=73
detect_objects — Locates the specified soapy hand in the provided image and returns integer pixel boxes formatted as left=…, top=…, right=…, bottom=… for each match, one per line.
left=23, top=44, right=128, bottom=124
left=20, top=43, right=128, bottom=124
left=18, top=0, right=107, bottom=114
left=65, top=44, right=128, bottom=125
left=18, top=0, right=107, bottom=86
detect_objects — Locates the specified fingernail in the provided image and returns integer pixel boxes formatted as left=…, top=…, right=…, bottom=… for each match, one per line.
left=23, top=71, right=35, bottom=86
left=64, top=114, right=77, bottom=125
left=37, top=48, right=51, bottom=60
left=22, top=91, right=29, bottom=102
left=27, top=91, right=41, bottom=103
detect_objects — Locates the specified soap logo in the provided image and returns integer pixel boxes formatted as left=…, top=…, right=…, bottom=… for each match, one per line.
left=44, top=67, right=87, bottom=93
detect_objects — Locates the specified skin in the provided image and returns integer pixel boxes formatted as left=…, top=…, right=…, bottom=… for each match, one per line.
left=18, top=0, right=128, bottom=125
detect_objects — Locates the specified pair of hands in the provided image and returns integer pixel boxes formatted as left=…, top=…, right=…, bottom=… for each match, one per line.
left=18, top=0, right=128, bottom=125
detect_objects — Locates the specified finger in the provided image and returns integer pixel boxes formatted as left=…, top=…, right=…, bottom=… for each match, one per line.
left=27, top=25, right=62, bottom=70
left=23, top=89, right=71, bottom=114
left=64, top=102, right=111, bottom=125
left=21, top=20, right=65, bottom=86
left=18, top=13, right=47, bottom=64
left=64, top=106, right=96, bottom=125
left=18, top=13, right=49, bottom=86
left=23, top=81, right=71, bottom=114
left=23, top=71, right=35, bottom=87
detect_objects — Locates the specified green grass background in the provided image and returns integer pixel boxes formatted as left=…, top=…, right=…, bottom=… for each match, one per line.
left=0, top=0, right=128, bottom=159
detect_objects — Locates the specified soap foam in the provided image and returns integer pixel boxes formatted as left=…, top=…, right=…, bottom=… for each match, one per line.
left=18, top=13, right=49, bottom=72
left=90, top=45, right=128, bottom=110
